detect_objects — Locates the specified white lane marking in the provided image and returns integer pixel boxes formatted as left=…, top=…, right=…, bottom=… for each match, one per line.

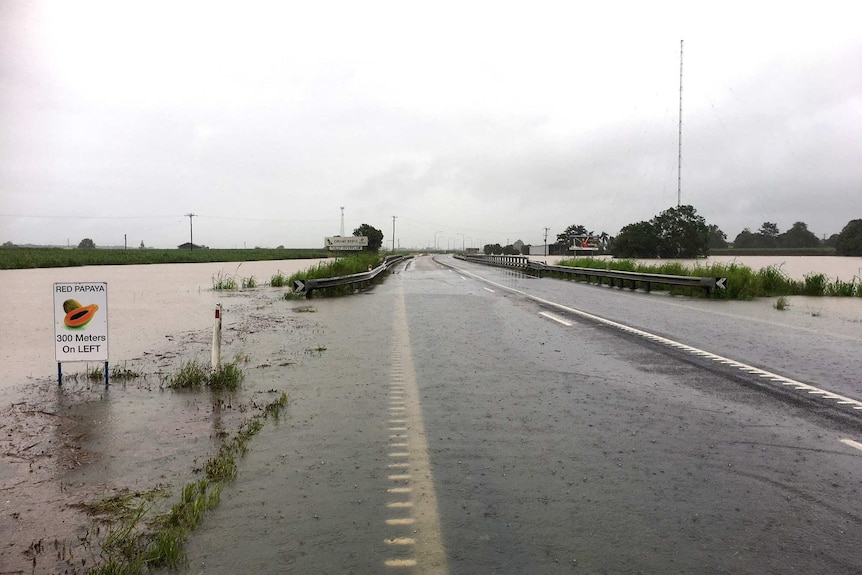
left=449, top=263, right=862, bottom=412
left=460, top=275, right=467, bottom=280
left=840, top=438, right=862, bottom=452
left=386, top=537, right=416, bottom=545
left=539, top=311, right=573, bottom=327
left=386, top=518, right=415, bottom=526
left=483, top=287, right=495, bottom=293
left=385, top=558, right=418, bottom=567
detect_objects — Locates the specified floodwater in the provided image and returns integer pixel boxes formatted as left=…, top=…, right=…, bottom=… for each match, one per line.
left=0, top=258, right=325, bottom=397
left=1, top=254, right=860, bottom=573
left=0, top=258, right=324, bottom=574
left=534, top=254, right=862, bottom=281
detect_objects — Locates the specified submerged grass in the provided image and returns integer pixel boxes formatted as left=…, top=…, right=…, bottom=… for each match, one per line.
left=87, top=392, right=290, bottom=573
left=285, top=253, right=385, bottom=298
left=168, top=359, right=244, bottom=391
left=554, top=257, right=862, bottom=299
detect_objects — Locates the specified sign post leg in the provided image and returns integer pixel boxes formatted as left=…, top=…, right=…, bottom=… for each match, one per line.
left=58, top=363, right=62, bottom=387
left=105, top=361, right=109, bottom=386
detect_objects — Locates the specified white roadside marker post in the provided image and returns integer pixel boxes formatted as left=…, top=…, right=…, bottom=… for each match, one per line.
left=212, top=304, right=222, bottom=370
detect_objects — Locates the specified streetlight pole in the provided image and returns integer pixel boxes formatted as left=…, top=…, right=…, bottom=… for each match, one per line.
left=434, top=231, right=443, bottom=251
left=456, top=232, right=464, bottom=252
left=392, top=216, right=397, bottom=252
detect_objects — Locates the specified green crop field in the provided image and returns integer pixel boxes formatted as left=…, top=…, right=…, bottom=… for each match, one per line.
left=0, top=247, right=330, bottom=270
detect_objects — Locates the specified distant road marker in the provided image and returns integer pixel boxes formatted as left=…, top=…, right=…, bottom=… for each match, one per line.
left=840, top=438, right=862, bottom=452
left=539, top=311, right=573, bottom=327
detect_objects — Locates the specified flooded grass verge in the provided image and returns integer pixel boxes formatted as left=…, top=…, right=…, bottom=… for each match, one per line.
left=87, top=392, right=288, bottom=574
left=555, top=257, right=862, bottom=299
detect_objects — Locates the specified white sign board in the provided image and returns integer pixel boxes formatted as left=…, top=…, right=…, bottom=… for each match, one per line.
left=54, top=282, right=108, bottom=362
left=325, top=236, right=369, bottom=250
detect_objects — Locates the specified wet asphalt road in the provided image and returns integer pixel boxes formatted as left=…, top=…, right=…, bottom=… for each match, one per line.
left=184, top=255, right=862, bottom=574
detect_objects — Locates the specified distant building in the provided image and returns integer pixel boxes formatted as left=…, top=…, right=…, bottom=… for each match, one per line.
left=177, top=242, right=207, bottom=250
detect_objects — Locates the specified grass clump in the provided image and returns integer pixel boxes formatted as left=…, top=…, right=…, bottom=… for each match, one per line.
left=270, top=271, right=288, bottom=287
left=87, top=364, right=105, bottom=381
left=110, top=363, right=142, bottom=381
left=211, top=271, right=238, bottom=290
left=168, top=359, right=244, bottom=391
left=209, top=362, right=245, bottom=390
left=774, top=295, right=790, bottom=310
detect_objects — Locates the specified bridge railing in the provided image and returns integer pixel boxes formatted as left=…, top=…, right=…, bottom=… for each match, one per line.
left=293, top=255, right=409, bottom=298
left=455, top=254, right=726, bottom=296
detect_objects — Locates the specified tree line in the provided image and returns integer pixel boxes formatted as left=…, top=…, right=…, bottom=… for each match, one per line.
left=481, top=208, right=862, bottom=258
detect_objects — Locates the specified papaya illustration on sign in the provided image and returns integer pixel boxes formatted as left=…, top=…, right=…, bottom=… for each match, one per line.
left=62, top=298, right=99, bottom=328
left=54, top=282, right=109, bottom=362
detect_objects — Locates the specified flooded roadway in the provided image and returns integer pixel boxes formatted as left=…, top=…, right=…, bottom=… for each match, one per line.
left=182, top=255, right=862, bottom=574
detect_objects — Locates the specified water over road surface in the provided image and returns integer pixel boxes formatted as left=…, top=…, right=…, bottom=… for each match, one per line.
left=183, top=255, right=862, bottom=574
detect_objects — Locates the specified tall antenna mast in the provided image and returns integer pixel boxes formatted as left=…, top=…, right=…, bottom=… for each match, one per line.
left=340, top=206, right=345, bottom=236
left=677, top=39, right=684, bottom=207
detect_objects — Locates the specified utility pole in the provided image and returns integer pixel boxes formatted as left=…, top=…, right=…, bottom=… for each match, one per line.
left=678, top=39, right=684, bottom=208
left=392, top=215, right=397, bottom=252
left=185, top=213, right=195, bottom=250
left=340, top=206, right=345, bottom=236
left=543, top=227, right=550, bottom=259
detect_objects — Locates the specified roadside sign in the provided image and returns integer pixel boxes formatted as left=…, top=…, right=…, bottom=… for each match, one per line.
left=715, top=277, right=728, bottom=290
left=325, top=236, right=368, bottom=250
left=54, top=282, right=108, bottom=362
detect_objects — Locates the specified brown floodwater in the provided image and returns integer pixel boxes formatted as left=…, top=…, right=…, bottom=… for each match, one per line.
left=0, top=259, right=325, bottom=398
left=0, top=258, right=325, bottom=574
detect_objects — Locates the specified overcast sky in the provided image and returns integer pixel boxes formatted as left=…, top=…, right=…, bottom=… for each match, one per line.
left=2, top=1, right=860, bottom=250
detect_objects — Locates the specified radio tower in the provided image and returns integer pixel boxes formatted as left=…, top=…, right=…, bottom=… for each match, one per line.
left=677, top=39, right=684, bottom=207
left=340, top=206, right=345, bottom=236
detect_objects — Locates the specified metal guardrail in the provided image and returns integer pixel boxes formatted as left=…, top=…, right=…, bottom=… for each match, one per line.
left=456, top=254, right=727, bottom=296
left=292, top=255, right=409, bottom=298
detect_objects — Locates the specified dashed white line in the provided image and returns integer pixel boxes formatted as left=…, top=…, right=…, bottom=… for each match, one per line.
left=450, top=263, right=862, bottom=413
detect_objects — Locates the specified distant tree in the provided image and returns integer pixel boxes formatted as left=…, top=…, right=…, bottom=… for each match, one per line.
left=353, top=223, right=384, bottom=252
left=707, top=224, right=728, bottom=249
left=597, top=231, right=611, bottom=251
left=823, top=234, right=840, bottom=249
left=2, top=241, right=14, bottom=248
left=484, top=243, right=503, bottom=255
left=835, top=219, right=862, bottom=256
left=733, top=228, right=758, bottom=248
left=556, top=224, right=589, bottom=245
left=759, top=222, right=780, bottom=237
left=757, top=222, right=780, bottom=248
left=612, top=221, right=659, bottom=258
left=502, top=244, right=519, bottom=255
left=78, top=238, right=96, bottom=249
left=652, top=204, right=709, bottom=258
left=779, top=222, right=820, bottom=248
left=612, top=205, right=709, bottom=258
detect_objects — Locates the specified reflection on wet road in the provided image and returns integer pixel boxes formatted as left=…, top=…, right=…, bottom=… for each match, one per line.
left=184, top=255, right=862, bottom=574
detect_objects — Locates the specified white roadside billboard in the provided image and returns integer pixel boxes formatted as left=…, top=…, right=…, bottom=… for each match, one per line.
left=54, top=282, right=109, bottom=363
left=325, top=236, right=369, bottom=250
